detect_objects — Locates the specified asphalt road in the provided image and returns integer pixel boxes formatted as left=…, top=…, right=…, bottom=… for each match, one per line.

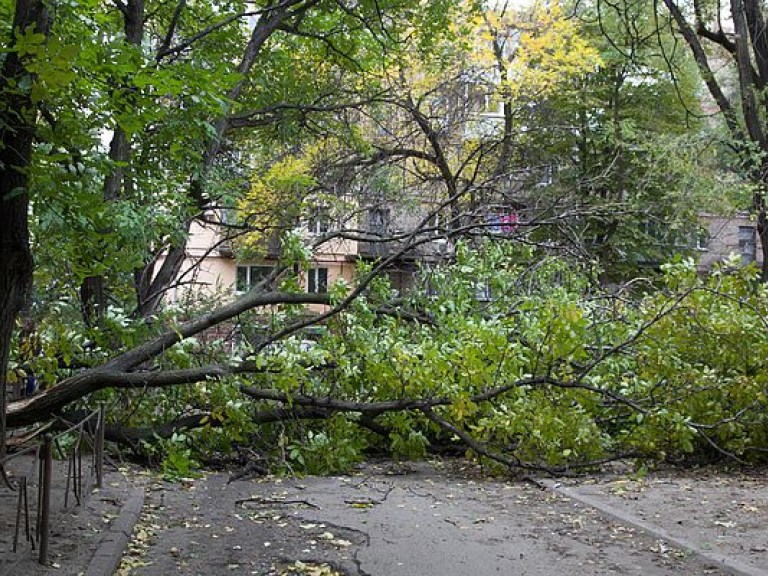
left=125, top=461, right=738, bottom=576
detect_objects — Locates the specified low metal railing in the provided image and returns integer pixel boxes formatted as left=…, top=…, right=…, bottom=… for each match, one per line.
left=0, top=405, right=105, bottom=567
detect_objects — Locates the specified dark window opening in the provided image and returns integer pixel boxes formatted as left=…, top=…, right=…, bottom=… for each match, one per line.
left=236, top=265, right=273, bottom=292
left=307, top=267, right=328, bottom=294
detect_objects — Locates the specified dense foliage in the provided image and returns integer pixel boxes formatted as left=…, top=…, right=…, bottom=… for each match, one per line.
left=277, top=251, right=768, bottom=473
left=4, top=0, right=767, bottom=477
left=81, top=244, right=767, bottom=476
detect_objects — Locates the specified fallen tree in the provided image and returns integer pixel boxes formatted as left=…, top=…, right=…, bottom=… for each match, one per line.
left=4, top=0, right=762, bottom=477
left=14, top=244, right=768, bottom=476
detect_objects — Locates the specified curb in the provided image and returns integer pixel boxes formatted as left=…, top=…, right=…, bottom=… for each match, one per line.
left=535, top=478, right=768, bottom=576
left=84, top=488, right=145, bottom=576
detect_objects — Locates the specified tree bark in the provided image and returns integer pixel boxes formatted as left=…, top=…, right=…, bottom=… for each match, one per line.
left=0, top=0, right=50, bottom=458
left=731, top=0, right=766, bottom=149
left=662, top=0, right=743, bottom=139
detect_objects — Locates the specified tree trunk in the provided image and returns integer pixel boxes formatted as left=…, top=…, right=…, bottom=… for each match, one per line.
left=754, top=190, right=768, bottom=281
left=0, top=0, right=50, bottom=457
left=663, top=0, right=768, bottom=279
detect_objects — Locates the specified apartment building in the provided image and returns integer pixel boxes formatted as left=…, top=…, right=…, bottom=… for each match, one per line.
left=163, top=206, right=763, bottom=311
left=698, top=212, right=764, bottom=272
left=161, top=212, right=357, bottom=313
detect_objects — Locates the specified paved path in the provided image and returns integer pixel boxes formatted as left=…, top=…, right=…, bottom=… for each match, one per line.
left=542, top=472, right=768, bottom=576
left=3, top=460, right=766, bottom=576
left=125, top=462, right=746, bottom=576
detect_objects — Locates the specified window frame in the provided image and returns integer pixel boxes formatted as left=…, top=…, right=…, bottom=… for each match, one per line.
left=307, top=267, right=329, bottom=294
left=308, top=208, right=331, bottom=236
left=739, top=225, right=757, bottom=264
left=367, top=207, right=390, bottom=235
left=236, top=264, right=273, bottom=293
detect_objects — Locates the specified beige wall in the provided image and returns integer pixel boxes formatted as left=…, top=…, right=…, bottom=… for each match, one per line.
left=158, top=220, right=236, bottom=305
left=300, top=254, right=356, bottom=313
left=161, top=219, right=358, bottom=311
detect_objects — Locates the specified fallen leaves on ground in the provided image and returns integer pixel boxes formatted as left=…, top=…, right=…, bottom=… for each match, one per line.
left=278, top=560, right=342, bottom=575
left=114, top=502, right=161, bottom=575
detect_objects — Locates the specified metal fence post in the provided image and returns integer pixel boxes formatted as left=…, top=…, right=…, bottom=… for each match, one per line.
left=13, top=475, right=25, bottom=552
left=95, top=404, right=105, bottom=488
left=39, top=434, right=52, bottom=565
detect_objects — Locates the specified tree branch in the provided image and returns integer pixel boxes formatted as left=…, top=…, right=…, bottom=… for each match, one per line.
left=661, top=0, right=743, bottom=141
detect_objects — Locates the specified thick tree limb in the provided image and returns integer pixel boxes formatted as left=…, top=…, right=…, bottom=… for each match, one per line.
left=110, top=291, right=329, bottom=372
left=661, top=0, right=743, bottom=141
left=240, top=375, right=642, bottom=416
left=157, top=0, right=186, bottom=58
left=5, top=291, right=329, bottom=427
left=421, top=406, right=529, bottom=471
left=9, top=192, right=494, bottom=427
left=743, top=0, right=768, bottom=89
left=104, top=413, right=219, bottom=445
left=731, top=0, right=767, bottom=149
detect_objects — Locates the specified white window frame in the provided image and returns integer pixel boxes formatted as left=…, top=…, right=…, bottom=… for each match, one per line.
left=236, top=265, right=273, bottom=293
left=307, top=267, right=328, bottom=294
left=308, top=209, right=331, bottom=235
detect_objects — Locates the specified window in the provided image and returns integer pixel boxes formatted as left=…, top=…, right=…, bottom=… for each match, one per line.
left=696, top=229, right=710, bottom=251
left=642, top=219, right=663, bottom=244
left=482, top=92, right=503, bottom=116
left=236, top=265, right=273, bottom=292
left=220, top=208, right=236, bottom=224
left=427, top=211, right=441, bottom=235
left=308, top=209, right=330, bottom=235
left=475, top=281, right=492, bottom=302
left=307, top=267, right=328, bottom=294
left=424, top=272, right=439, bottom=298
left=739, top=226, right=756, bottom=264
left=368, top=207, right=390, bottom=235
left=535, top=165, right=554, bottom=187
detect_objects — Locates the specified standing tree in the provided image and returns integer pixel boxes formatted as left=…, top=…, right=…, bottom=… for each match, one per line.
left=510, top=0, right=719, bottom=279
left=1, top=0, right=50, bottom=457
left=659, top=0, right=768, bottom=279
left=0, top=0, right=459, bottom=448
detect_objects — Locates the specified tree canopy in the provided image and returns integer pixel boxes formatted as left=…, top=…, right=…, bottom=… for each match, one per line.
left=2, top=0, right=766, bottom=475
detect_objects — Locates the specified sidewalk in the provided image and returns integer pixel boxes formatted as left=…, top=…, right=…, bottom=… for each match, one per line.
left=542, top=468, right=768, bottom=576
left=2, top=459, right=766, bottom=576
left=118, top=461, right=766, bottom=576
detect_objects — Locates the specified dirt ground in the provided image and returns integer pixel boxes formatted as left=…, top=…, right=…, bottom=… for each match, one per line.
left=116, top=460, right=765, bottom=576
left=2, top=459, right=766, bottom=576
left=1, top=457, right=137, bottom=576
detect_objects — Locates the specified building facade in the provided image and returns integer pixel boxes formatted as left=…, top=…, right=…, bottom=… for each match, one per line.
left=698, top=212, right=764, bottom=272
left=160, top=208, right=764, bottom=312
left=161, top=215, right=357, bottom=313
